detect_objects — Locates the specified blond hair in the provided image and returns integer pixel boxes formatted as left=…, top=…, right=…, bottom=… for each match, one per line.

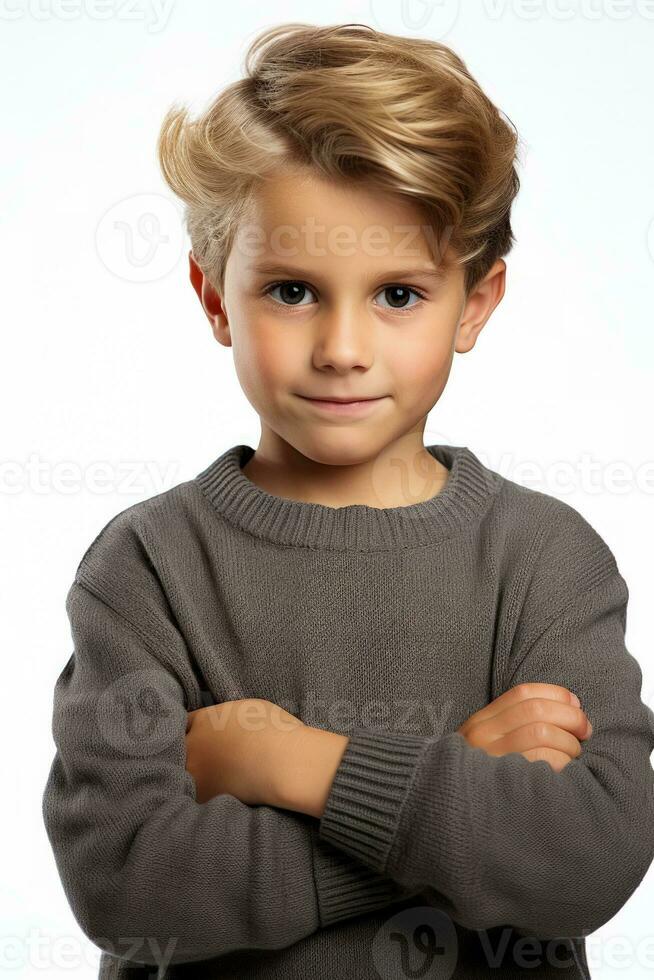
left=157, top=22, right=522, bottom=297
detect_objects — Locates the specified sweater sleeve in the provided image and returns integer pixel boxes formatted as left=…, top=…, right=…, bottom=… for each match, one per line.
left=318, top=569, right=654, bottom=939
left=42, top=580, right=410, bottom=968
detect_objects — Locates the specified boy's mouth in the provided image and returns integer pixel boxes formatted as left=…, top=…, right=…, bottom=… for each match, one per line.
left=298, top=392, right=386, bottom=402
left=296, top=394, right=388, bottom=415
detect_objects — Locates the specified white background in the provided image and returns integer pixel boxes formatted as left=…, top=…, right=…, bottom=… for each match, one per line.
left=2, top=0, right=654, bottom=977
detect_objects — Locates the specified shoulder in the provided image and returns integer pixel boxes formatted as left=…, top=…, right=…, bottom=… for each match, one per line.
left=69, top=477, right=207, bottom=623
left=488, top=466, right=622, bottom=622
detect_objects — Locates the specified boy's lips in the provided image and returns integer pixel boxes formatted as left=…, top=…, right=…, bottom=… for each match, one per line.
left=297, top=394, right=387, bottom=403
left=297, top=394, right=388, bottom=415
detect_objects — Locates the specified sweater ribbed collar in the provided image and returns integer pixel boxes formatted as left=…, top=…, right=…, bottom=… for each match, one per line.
left=194, top=443, right=501, bottom=551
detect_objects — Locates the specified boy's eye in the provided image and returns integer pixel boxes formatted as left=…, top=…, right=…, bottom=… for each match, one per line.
left=374, top=285, right=425, bottom=311
left=264, top=281, right=426, bottom=311
left=266, top=281, right=316, bottom=307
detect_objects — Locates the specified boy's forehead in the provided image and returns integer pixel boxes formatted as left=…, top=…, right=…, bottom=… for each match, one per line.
left=236, top=172, right=448, bottom=272
left=248, top=170, right=428, bottom=233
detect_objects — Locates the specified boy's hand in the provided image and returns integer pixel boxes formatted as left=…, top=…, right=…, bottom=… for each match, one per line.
left=457, top=683, right=592, bottom=773
left=185, top=698, right=305, bottom=805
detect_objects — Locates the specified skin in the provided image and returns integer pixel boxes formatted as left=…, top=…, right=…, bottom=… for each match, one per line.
left=188, top=167, right=506, bottom=508
left=185, top=167, right=592, bottom=814
left=186, top=686, right=592, bottom=815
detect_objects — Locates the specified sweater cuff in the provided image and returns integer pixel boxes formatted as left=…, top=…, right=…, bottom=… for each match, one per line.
left=318, top=727, right=432, bottom=875
left=310, top=829, right=409, bottom=928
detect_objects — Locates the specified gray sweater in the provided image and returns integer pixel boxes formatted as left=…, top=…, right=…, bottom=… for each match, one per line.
left=42, top=442, right=654, bottom=979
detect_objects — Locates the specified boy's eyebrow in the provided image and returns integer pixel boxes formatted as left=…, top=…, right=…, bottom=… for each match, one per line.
left=246, top=262, right=448, bottom=283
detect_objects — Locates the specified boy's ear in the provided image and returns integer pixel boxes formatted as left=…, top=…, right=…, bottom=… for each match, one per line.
left=455, top=259, right=506, bottom=354
left=188, top=251, right=232, bottom=347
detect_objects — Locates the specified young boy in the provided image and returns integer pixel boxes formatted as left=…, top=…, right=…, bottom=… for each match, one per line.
left=42, top=21, right=654, bottom=980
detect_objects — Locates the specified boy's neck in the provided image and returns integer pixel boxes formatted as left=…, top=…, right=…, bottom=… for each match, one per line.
left=241, top=445, right=451, bottom=510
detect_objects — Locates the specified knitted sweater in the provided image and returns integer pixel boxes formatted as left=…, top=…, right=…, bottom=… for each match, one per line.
left=42, top=442, right=654, bottom=980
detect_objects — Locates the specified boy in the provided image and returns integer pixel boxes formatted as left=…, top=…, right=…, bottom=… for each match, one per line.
left=42, top=21, right=654, bottom=980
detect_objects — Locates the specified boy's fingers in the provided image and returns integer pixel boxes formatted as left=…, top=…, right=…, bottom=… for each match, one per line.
left=459, top=683, right=580, bottom=733
left=482, top=721, right=584, bottom=760
left=464, top=696, right=591, bottom=746
left=474, top=698, right=590, bottom=751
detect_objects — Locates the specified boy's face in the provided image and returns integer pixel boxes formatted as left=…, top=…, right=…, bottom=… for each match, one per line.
left=189, top=169, right=505, bottom=466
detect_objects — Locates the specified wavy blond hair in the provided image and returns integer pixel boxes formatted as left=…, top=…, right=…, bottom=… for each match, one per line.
left=157, top=21, right=522, bottom=298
